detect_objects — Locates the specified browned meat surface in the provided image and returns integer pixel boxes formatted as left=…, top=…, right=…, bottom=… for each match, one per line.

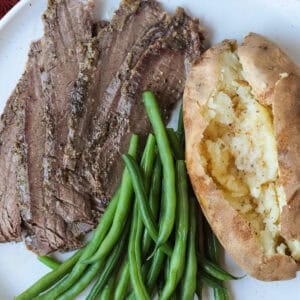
left=22, top=0, right=97, bottom=254
left=64, top=0, right=168, bottom=208
left=64, top=3, right=205, bottom=206
left=0, top=0, right=205, bottom=254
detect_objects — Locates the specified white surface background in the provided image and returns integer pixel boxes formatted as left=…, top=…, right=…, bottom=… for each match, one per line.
left=0, top=0, right=300, bottom=299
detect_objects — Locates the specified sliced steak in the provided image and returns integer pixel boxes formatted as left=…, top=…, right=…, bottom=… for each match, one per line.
left=0, top=56, right=30, bottom=242
left=20, top=0, right=97, bottom=254
left=64, top=0, right=168, bottom=207
left=64, top=3, right=205, bottom=205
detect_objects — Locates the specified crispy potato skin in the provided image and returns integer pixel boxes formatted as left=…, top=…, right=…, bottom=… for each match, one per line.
left=183, top=33, right=300, bottom=281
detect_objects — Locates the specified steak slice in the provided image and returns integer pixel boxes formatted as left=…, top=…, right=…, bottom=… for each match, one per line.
left=64, top=3, right=205, bottom=205
left=0, top=57, right=29, bottom=242
left=64, top=0, right=168, bottom=206
left=19, top=0, right=97, bottom=254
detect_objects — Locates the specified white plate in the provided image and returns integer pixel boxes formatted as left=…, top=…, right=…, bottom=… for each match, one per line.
left=1, top=0, right=300, bottom=299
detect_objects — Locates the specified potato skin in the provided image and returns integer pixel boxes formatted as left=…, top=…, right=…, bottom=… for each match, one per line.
left=183, top=33, right=300, bottom=281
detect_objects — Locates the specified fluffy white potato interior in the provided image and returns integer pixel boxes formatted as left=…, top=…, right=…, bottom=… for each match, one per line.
left=200, top=50, right=300, bottom=259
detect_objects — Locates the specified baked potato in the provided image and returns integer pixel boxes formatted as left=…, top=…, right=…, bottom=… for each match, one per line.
left=183, top=33, right=300, bottom=281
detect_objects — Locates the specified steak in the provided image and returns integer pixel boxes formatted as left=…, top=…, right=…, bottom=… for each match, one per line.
left=64, top=2, right=205, bottom=205
left=0, top=52, right=30, bottom=242
left=0, top=0, right=98, bottom=254
left=21, top=0, right=97, bottom=254
left=0, top=0, right=205, bottom=254
left=64, top=0, right=168, bottom=207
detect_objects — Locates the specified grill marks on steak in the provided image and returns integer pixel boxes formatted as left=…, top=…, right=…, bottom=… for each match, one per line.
left=64, top=2, right=205, bottom=205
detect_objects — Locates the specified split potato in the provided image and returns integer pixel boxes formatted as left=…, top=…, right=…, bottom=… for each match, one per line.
left=183, top=33, right=300, bottom=281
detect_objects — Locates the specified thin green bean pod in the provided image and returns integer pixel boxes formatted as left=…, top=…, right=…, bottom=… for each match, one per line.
left=122, top=154, right=172, bottom=256
left=202, top=258, right=241, bottom=281
left=128, top=205, right=150, bottom=300
left=87, top=220, right=130, bottom=300
left=143, top=91, right=176, bottom=247
left=38, top=256, right=61, bottom=270
left=113, top=262, right=130, bottom=300
left=166, top=128, right=184, bottom=160
left=160, top=160, right=189, bottom=300
left=100, top=273, right=116, bottom=300
left=180, top=198, right=197, bottom=300
left=16, top=248, right=84, bottom=300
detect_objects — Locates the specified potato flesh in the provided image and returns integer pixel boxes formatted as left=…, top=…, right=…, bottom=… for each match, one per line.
left=200, top=51, right=300, bottom=259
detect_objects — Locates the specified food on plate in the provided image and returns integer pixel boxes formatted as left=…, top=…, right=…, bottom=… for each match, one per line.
left=17, top=93, right=237, bottom=300
left=64, top=1, right=204, bottom=205
left=184, top=32, right=300, bottom=280
left=0, top=0, right=205, bottom=254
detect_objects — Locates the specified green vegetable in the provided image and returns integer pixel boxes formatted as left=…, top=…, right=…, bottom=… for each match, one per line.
left=113, top=261, right=130, bottom=300
left=166, top=128, right=184, bottom=160
left=142, top=157, right=162, bottom=256
left=16, top=249, right=84, bottom=300
left=122, top=154, right=172, bottom=257
left=199, top=272, right=227, bottom=290
left=180, top=198, right=197, bottom=300
left=146, top=248, right=165, bottom=292
left=113, top=134, right=157, bottom=298
left=128, top=205, right=150, bottom=300
left=160, top=160, right=189, bottom=300
left=38, top=256, right=61, bottom=270
left=202, top=257, right=241, bottom=281
left=86, top=219, right=129, bottom=300
left=34, top=135, right=139, bottom=300
left=176, top=103, right=184, bottom=144
left=100, top=273, right=116, bottom=300
left=205, top=222, right=231, bottom=300
left=143, top=91, right=176, bottom=248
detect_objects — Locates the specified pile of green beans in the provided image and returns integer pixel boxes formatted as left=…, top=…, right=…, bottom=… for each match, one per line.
left=16, top=92, right=242, bottom=300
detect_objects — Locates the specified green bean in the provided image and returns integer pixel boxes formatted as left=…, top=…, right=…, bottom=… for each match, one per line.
left=16, top=248, right=84, bottom=300
left=87, top=220, right=129, bottom=300
left=126, top=161, right=163, bottom=300
left=128, top=204, right=150, bottom=300
left=122, top=154, right=172, bottom=256
left=199, top=272, right=227, bottom=290
left=160, top=160, right=189, bottom=300
left=202, top=258, right=241, bottom=281
left=139, top=134, right=156, bottom=193
left=204, top=221, right=220, bottom=263
left=143, top=91, right=176, bottom=247
left=176, top=103, right=184, bottom=143
left=145, top=241, right=165, bottom=292
left=166, top=128, right=184, bottom=160
left=35, top=135, right=139, bottom=300
left=82, top=135, right=139, bottom=265
left=38, top=256, right=61, bottom=270
left=205, top=223, right=231, bottom=300
left=100, top=273, right=116, bottom=300
left=114, top=261, right=130, bottom=300
left=113, top=135, right=157, bottom=299
left=57, top=261, right=102, bottom=300
left=180, top=199, right=197, bottom=300
left=142, top=157, right=162, bottom=256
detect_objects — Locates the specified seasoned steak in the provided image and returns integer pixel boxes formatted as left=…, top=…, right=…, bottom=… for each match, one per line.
left=64, top=2, right=205, bottom=206
left=64, top=0, right=167, bottom=209
left=0, top=0, right=205, bottom=254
